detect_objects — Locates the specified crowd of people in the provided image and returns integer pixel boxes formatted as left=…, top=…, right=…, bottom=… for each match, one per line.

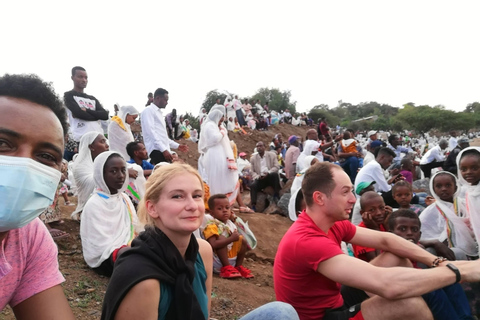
left=2, top=68, right=480, bottom=320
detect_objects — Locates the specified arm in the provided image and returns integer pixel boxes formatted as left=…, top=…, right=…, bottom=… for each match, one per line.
left=250, top=156, right=260, bottom=180
left=198, top=239, right=213, bottom=317
left=268, top=152, right=280, bottom=173
left=64, top=92, right=98, bottom=121
left=419, top=239, right=456, bottom=261
left=206, top=232, right=239, bottom=250
left=85, top=97, right=109, bottom=120
left=317, top=253, right=461, bottom=300
left=13, top=285, right=74, bottom=320
left=114, top=279, right=160, bottom=320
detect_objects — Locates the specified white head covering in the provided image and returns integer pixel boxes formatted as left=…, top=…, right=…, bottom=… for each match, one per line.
left=420, top=170, right=477, bottom=256
left=288, top=155, right=317, bottom=221
left=108, top=105, right=139, bottom=161
left=198, top=110, right=224, bottom=154
left=80, top=151, right=143, bottom=268
left=297, top=140, right=320, bottom=173
left=71, top=131, right=104, bottom=219
left=455, top=146, right=480, bottom=255
left=210, top=104, right=227, bottom=118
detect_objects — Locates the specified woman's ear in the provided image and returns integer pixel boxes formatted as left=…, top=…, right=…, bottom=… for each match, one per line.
left=145, top=200, right=159, bottom=219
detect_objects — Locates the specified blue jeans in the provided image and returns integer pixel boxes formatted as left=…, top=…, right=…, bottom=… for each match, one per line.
left=240, top=302, right=299, bottom=320
left=340, top=157, right=360, bottom=184
left=422, top=284, right=474, bottom=320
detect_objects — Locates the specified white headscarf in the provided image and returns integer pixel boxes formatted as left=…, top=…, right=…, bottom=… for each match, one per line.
left=80, top=151, right=143, bottom=268
left=71, top=132, right=104, bottom=219
left=420, top=171, right=477, bottom=256
left=108, top=105, right=139, bottom=161
left=289, top=155, right=317, bottom=221
left=297, top=140, right=320, bottom=173
left=456, top=146, right=480, bottom=255
left=198, top=110, right=224, bottom=154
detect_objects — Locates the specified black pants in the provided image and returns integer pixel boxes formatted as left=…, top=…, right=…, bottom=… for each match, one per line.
left=420, top=161, right=445, bottom=178
left=150, top=150, right=171, bottom=165
left=324, top=286, right=368, bottom=320
left=250, top=172, right=280, bottom=205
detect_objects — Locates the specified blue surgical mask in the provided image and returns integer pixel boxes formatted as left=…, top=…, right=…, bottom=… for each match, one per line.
left=0, top=156, right=61, bottom=232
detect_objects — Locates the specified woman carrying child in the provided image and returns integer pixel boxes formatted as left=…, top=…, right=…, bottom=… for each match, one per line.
left=420, top=171, right=477, bottom=260
left=80, top=151, right=143, bottom=276
left=102, top=164, right=298, bottom=320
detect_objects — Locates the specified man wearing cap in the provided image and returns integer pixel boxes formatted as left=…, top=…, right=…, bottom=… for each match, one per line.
left=443, top=137, right=470, bottom=174
left=285, top=136, right=301, bottom=180
left=367, top=130, right=377, bottom=145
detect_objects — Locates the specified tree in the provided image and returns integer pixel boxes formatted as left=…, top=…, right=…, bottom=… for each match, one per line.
left=307, top=104, right=340, bottom=127
left=250, top=88, right=297, bottom=114
left=201, top=90, right=232, bottom=113
left=183, top=112, right=200, bottom=130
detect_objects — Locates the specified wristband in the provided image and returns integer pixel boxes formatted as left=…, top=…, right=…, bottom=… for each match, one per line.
left=446, top=263, right=461, bottom=283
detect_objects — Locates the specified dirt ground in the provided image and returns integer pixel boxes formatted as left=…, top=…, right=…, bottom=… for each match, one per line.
left=0, top=124, right=310, bottom=320
left=2, top=127, right=478, bottom=320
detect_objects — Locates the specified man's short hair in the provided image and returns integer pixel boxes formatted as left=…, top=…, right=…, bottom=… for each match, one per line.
left=0, top=74, right=68, bottom=136
left=388, top=134, right=397, bottom=145
left=387, top=209, right=420, bottom=231
left=154, top=88, right=169, bottom=98
left=377, top=147, right=396, bottom=159
left=71, top=66, right=86, bottom=77
left=126, top=141, right=141, bottom=159
left=208, top=193, right=228, bottom=210
left=302, top=162, right=339, bottom=207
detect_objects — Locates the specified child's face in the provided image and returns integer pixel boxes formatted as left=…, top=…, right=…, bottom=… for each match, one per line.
left=433, top=174, right=456, bottom=202
left=393, top=186, right=412, bottom=208
left=103, top=156, right=126, bottom=195
left=361, top=196, right=386, bottom=225
left=210, top=197, right=231, bottom=223
left=459, top=155, right=480, bottom=186
left=392, top=217, right=421, bottom=243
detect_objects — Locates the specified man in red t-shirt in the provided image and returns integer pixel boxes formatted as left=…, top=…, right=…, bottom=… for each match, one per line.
left=274, top=162, right=480, bottom=320
left=318, top=117, right=330, bottom=138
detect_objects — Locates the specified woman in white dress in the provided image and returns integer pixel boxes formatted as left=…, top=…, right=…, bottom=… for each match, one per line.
left=108, top=105, right=139, bottom=161
left=198, top=109, right=239, bottom=204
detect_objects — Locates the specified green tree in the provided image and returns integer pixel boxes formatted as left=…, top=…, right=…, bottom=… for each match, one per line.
left=201, top=90, right=231, bottom=113
left=250, top=88, right=296, bottom=114
left=183, top=112, right=200, bottom=130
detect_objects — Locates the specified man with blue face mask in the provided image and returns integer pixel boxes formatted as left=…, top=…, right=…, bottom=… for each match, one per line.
left=0, top=74, right=75, bottom=319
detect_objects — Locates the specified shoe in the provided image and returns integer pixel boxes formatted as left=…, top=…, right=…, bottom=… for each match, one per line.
left=235, top=265, right=254, bottom=279
left=220, top=265, right=242, bottom=279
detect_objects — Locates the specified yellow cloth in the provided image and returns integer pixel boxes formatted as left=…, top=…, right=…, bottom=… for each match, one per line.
left=110, top=116, right=126, bottom=131
left=203, top=182, right=210, bottom=211
left=203, top=224, right=242, bottom=258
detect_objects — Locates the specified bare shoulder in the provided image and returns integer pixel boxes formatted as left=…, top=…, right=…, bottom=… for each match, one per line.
left=114, top=279, right=160, bottom=320
left=197, top=238, right=213, bottom=259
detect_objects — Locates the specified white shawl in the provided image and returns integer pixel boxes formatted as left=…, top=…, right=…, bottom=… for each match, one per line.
left=297, top=140, right=320, bottom=173
left=71, top=132, right=102, bottom=219
left=420, top=171, right=477, bottom=256
left=289, top=155, right=316, bottom=221
left=108, top=105, right=139, bottom=161
left=80, top=151, right=143, bottom=268
left=456, top=147, right=480, bottom=256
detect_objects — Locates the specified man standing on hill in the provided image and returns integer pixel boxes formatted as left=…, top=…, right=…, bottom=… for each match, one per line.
left=64, top=66, right=109, bottom=142
left=141, top=88, right=188, bottom=164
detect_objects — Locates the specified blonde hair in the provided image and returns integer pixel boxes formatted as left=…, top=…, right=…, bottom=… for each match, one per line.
left=137, top=163, right=204, bottom=226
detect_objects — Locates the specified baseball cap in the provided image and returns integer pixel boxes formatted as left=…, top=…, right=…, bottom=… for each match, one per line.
left=370, top=140, right=382, bottom=148
left=356, top=181, right=376, bottom=195
left=368, top=130, right=377, bottom=137
left=458, top=137, right=469, bottom=144
left=288, top=135, right=298, bottom=144
left=239, top=152, right=247, bottom=157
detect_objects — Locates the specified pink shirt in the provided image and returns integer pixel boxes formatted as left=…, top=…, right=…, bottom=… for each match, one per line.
left=0, top=218, right=64, bottom=308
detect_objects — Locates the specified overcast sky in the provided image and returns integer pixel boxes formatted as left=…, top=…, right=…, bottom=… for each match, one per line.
left=2, top=0, right=479, bottom=117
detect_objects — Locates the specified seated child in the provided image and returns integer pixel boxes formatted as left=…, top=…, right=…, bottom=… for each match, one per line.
left=203, top=194, right=254, bottom=279
left=400, top=158, right=414, bottom=184
left=387, top=209, right=474, bottom=320
left=392, top=180, right=424, bottom=214
left=80, top=152, right=143, bottom=277
left=420, top=171, right=477, bottom=260
left=352, top=192, right=392, bottom=262
left=350, top=181, right=376, bottom=225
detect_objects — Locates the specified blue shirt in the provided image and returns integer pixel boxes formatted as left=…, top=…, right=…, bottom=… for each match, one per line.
left=127, top=159, right=154, bottom=171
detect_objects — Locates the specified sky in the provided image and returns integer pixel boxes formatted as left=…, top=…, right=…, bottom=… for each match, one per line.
left=2, top=1, right=479, bottom=117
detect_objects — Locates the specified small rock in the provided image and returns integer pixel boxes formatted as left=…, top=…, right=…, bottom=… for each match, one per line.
left=71, top=244, right=78, bottom=249
left=256, top=283, right=262, bottom=287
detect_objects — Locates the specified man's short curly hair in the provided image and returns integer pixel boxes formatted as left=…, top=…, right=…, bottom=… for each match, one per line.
left=0, top=73, right=68, bottom=136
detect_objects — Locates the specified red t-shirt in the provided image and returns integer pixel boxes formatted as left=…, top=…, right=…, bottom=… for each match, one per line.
left=351, top=222, right=386, bottom=262
left=319, top=122, right=329, bottom=136
left=274, top=212, right=356, bottom=320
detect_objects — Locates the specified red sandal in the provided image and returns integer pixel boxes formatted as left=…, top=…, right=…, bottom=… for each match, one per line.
left=220, top=265, right=242, bottom=279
